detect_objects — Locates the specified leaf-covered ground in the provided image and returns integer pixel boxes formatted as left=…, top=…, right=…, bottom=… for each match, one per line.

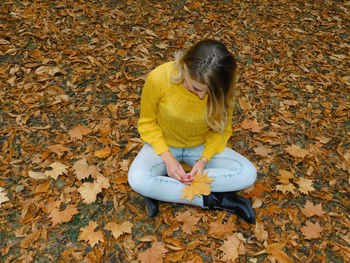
left=0, top=0, right=349, bottom=262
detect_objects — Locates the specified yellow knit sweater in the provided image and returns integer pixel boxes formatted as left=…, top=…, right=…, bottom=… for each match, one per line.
left=138, top=61, right=233, bottom=161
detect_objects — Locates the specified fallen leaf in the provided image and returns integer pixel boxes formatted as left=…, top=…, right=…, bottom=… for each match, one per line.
left=0, top=187, right=9, bottom=206
left=301, top=201, right=326, bottom=217
left=47, top=144, right=70, bottom=158
left=253, top=145, right=273, bottom=157
left=208, top=222, right=236, bottom=238
left=78, top=221, right=104, bottom=247
left=94, top=147, right=111, bottom=158
left=73, top=158, right=90, bottom=180
left=241, top=118, right=263, bottom=132
left=285, top=145, right=309, bottom=158
left=277, top=170, right=294, bottom=184
left=138, top=241, right=168, bottom=263
left=28, top=171, right=47, bottom=180
left=254, top=222, right=268, bottom=242
left=295, top=178, right=315, bottom=194
left=95, top=174, right=110, bottom=189
left=219, top=234, right=245, bottom=262
left=180, top=172, right=213, bottom=201
left=175, top=211, right=200, bottom=234
left=49, top=204, right=78, bottom=226
left=267, top=242, right=293, bottom=263
left=276, top=183, right=296, bottom=194
left=68, top=125, right=91, bottom=140
left=78, top=183, right=102, bottom=204
left=44, top=162, right=68, bottom=180
left=300, top=221, right=324, bottom=239
left=104, top=221, right=133, bottom=240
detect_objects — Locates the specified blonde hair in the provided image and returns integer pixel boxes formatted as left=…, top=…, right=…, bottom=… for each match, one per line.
left=171, top=40, right=237, bottom=133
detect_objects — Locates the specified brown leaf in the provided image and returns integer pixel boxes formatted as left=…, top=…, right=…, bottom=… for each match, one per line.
left=254, top=222, right=268, bottom=242
left=253, top=145, right=273, bottom=157
left=73, top=158, right=90, bottom=180
left=208, top=222, right=236, bottom=238
left=138, top=241, right=167, bottom=263
left=267, top=242, right=293, bottom=263
left=295, top=178, right=315, bottom=194
left=44, top=162, right=68, bottom=180
left=0, top=187, right=9, bottom=206
left=241, top=118, right=263, bottom=132
left=300, top=221, right=324, bottom=239
left=277, top=169, right=294, bottom=184
left=219, top=234, right=245, bottom=262
left=180, top=172, right=213, bottom=201
left=175, top=211, right=200, bottom=234
left=47, top=144, right=70, bottom=158
left=78, top=221, right=104, bottom=247
left=104, top=221, right=133, bottom=240
left=78, top=183, right=102, bottom=204
left=94, top=147, right=111, bottom=158
left=238, top=97, right=252, bottom=111
left=49, top=204, right=78, bottom=226
left=68, top=125, right=91, bottom=140
left=276, top=183, right=296, bottom=194
left=28, top=171, right=47, bottom=180
left=301, top=201, right=325, bottom=217
left=285, top=144, right=309, bottom=158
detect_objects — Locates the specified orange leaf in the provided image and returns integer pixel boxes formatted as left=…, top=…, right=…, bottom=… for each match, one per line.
left=104, top=221, right=133, bottom=240
left=267, top=242, right=293, bottom=263
left=219, top=234, right=245, bottom=262
left=277, top=170, right=294, bottom=184
left=47, top=144, right=70, bottom=158
left=68, top=125, right=91, bottom=140
left=94, top=147, right=111, bottom=159
left=180, top=172, right=213, bottom=201
left=78, top=221, right=104, bottom=247
left=254, top=222, right=268, bottom=242
left=300, top=221, right=324, bottom=239
left=295, top=178, right=315, bottom=194
left=138, top=241, right=168, bottom=263
left=44, top=162, right=68, bottom=180
left=285, top=144, right=309, bottom=158
left=241, top=118, right=262, bottom=132
left=301, top=201, right=325, bottom=217
left=73, top=158, right=90, bottom=180
left=49, top=204, right=78, bottom=226
left=276, top=183, right=296, bottom=194
left=208, top=222, right=236, bottom=238
left=175, top=211, right=200, bottom=234
left=253, top=145, right=273, bottom=157
left=78, top=183, right=102, bottom=204
left=0, top=187, right=9, bottom=206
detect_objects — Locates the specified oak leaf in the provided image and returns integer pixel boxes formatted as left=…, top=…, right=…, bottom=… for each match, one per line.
left=94, top=147, right=111, bottom=158
left=301, top=201, right=325, bottom=217
left=175, top=211, right=200, bottom=234
left=295, top=178, right=315, bottom=194
left=241, top=118, right=262, bottom=132
left=78, top=221, right=104, bottom=247
left=180, top=172, right=213, bottom=201
left=49, top=204, right=78, bottom=226
left=78, top=183, right=102, bottom=204
left=138, top=241, right=167, bottom=263
left=73, top=158, right=90, bottom=180
left=219, top=234, right=245, bottom=262
left=68, top=125, right=91, bottom=140
left=276, top=183, right=296, bottom=194
left=44, top=162, right=68, bottom=180
left=104, top=221, right=133, bottom=240
left=267, top=242, right=293, bottom=263
left=285, top=144, right=309, bottom=158
left=208, top=222, right=236, bottom=238
left=0, top=187, right=9, bottom=206
left=300, top=221, right=323, bottom=239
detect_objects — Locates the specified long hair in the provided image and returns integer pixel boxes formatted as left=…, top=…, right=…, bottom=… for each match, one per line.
left=171, top=39, right=237, bottom=133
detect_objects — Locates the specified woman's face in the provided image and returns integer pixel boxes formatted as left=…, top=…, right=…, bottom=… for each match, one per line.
left=183, top=68, right=208, bottom=100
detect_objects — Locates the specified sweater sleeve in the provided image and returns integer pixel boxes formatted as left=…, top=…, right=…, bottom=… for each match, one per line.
left=137, top=69, right=170, bottom=155
left=201, top=108, right=234, bottom=161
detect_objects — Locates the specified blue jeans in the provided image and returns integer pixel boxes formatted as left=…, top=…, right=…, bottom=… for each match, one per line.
left=128, top=143, right=257, bottom=207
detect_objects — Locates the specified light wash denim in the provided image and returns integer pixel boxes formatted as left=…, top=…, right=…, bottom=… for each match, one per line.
left=128, top=143, right=257, bottom=207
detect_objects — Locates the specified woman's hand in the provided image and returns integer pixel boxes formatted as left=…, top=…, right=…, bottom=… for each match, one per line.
left=160, top=151, right=191, bottom=184
left=188, top=157, right=208, bottom=181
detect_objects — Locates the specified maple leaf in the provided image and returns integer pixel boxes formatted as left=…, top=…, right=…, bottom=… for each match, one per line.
left=253, top=145, right=273, bottom=157
left=49, top=204, right=78, bottom=226
left=78, top=183, right=102, bottom=204
left=285, top=144, right=309, bottom=158
left=175, top=211, right=200, bottom=234
left=301, top=201, right=325, bottom=217
left=180, top=172, right=213, bottom=201
left=0, top=187, right=9, bottom=206
left=47, top=144, right=70, bottom=158
left=276, top=183, right=296, bottom=194
left=300, top=221, right=324, bottom=239
left=104, top=221, right=133, bottom=240
left=44, top=162, right=68, bottom=180
left=78, top=221, right=104, bottom=247
left=267, top=243, right=293, bottom=263
left=277, top=169, right=294, bottom=184
left=254, top=222, right=268, bottom=242
left=138, top=241, right=167, bottom=263
left=68, top=125, right=91, bottom=140
left=295, top=178, right=315, bottom=194
left=94, top=146, right=111, bottom=158
left=208, top=222, right=236, bottom=238
left=241, top=118, right=262, bottom=132
left=238, top=97, right=252, bottom=111
left=219, top=234, right=245, bottom=262
left=73, top=158, right=90, bottom=180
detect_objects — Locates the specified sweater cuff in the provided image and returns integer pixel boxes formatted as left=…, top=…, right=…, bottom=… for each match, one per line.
left=152, top=140, right=170, bottom=155
left=201, top=145, right=217, bottom=162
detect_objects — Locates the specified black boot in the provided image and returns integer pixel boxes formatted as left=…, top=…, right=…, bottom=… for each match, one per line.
left=203, top=192, right=256, bottom=224
left=144, top=197, right=159, bottom=217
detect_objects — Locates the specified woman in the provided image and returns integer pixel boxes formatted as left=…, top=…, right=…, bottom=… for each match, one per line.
left=128, top=40, right=257, bottom=224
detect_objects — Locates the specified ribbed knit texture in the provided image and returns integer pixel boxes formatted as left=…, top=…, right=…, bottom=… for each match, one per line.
left=138, top=61, right=233, bottom=161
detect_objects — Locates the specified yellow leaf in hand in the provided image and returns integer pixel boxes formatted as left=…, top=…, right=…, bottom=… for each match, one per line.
left=180, top=172, right=213, bottom=201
